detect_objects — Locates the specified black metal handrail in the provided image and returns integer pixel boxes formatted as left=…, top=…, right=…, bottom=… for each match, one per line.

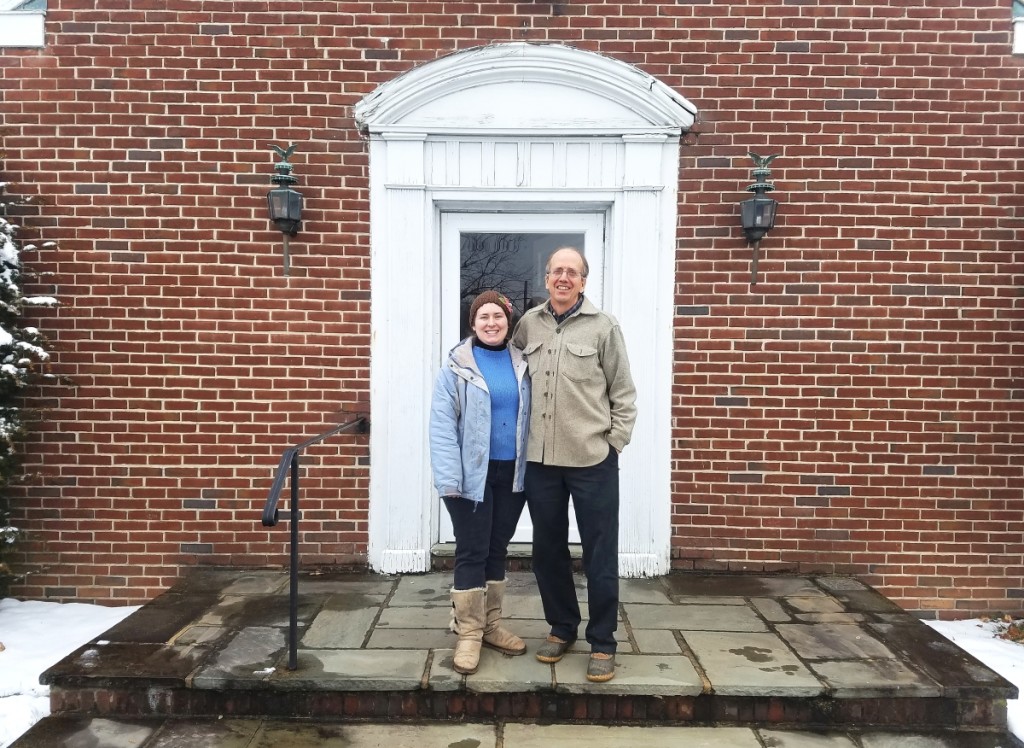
left=261, top=415, right=369, bottom=670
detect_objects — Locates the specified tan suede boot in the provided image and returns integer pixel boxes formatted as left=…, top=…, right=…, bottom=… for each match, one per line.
left=449, top=587, right=486, bottom=674
left=482, top=579, right=526, bottom=656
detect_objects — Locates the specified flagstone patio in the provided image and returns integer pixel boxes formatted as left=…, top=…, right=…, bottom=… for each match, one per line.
left=24, top=568, right=1019, bottom=742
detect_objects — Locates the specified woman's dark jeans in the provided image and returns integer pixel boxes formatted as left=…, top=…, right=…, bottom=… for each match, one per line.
left=443, top=459, right=527, bottom=590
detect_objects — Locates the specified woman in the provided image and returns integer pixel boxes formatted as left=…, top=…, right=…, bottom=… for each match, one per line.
left=429, top=290, right=531, bottom=675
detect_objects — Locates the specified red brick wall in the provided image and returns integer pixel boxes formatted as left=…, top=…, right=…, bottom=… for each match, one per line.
left=1, top=1, right=1021, bottom=617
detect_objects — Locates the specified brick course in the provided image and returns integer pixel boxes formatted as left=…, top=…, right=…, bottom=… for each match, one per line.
left=1, top=1, right=1022, bottom=616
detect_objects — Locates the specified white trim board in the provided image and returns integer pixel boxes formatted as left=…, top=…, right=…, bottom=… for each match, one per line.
left=0, top=11, right=44, bottom=47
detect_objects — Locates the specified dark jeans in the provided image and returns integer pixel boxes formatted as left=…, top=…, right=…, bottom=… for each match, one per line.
left=443, top=460, right=527, bottom=590
left=525, top=446, right=619, bottom=655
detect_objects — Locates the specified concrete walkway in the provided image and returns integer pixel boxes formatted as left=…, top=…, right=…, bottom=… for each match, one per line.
left=13, top=716, right=1020, bottom=747
left=13, top=568, right=1021, bottom=747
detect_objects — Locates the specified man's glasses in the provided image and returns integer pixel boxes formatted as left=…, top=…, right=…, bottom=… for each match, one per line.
left=546, top=267, right=585, bottom=280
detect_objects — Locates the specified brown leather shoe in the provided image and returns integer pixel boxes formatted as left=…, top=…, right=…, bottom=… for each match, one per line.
left=535, top=635, right=573, bottom=663
left=586, top=652, right=616, bottom=682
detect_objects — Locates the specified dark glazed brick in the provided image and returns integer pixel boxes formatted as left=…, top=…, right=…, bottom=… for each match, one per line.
left=696, top=157, right=731, bottom=167
left=715, top=396, right=748, bottom=406
left=784, top=284, right=820, bottom=295
left=817, top=486, right=851, bottom=496
left=45, top=587, right=77, bottom=598
left=180, top=543, right=214, bottom=554
left=729, top=473, right=763, bottom=483
left=110, top=253, right=146, bottom=263
left=857, top=239, right=892, bottom=250
left=184, top=499, right=216, bottom=509
left=927, top=217, right=963, bottom=228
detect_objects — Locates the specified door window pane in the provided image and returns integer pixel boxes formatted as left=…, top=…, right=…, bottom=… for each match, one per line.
left=459, top=232, right=584, bottom=339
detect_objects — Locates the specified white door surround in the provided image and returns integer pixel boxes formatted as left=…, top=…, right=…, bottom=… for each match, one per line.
left=355, top=43, right=696, bottom=577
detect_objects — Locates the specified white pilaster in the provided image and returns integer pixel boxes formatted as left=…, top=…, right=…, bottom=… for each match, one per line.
left=611, top=135, right=675, bottom=576
left=368, top=133, right=434, bottom=574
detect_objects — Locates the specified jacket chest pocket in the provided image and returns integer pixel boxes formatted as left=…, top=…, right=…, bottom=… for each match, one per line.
left=522, top=341, right=544, bottom=376
left=561, top=343, right=600, bottom=382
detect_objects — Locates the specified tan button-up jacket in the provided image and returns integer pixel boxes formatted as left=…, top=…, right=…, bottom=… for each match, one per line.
left=511, top=297, right=637, bottom=467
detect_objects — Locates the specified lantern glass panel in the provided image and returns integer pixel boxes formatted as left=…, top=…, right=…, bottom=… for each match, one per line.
left=267, top=188, right=303, bottom=235
left=741, top=196, right=777, bottom=243
left=286, top=190, right=303, bottom=220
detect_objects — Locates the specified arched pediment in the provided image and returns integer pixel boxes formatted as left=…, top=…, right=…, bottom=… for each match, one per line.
left=355, top=42, right=697, bottom=136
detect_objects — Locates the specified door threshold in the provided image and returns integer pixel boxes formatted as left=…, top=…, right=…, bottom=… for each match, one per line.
left=431, top=543, right=582, bottom=559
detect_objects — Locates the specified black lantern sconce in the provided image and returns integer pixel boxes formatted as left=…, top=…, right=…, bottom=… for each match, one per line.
left=740, top=151, right=780, bottom=285
left=267, top=143, right=303, bottom=276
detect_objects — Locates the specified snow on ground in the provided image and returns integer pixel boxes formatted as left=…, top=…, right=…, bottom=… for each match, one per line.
left=1, top=599, right=1023, bottom=747
left=928, top=618, right=1024, bottom=742
left=0, top=598, right=138, bottom=748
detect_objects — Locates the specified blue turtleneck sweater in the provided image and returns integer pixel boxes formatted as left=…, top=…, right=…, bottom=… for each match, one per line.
left=472, top=343, right=519, bottom=461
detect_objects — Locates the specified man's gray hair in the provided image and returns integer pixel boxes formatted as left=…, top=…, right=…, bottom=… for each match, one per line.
left=545, top=247, right=589, bottom=278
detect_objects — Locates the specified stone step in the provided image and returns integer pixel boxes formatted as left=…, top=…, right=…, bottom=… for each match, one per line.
left=36, top=569, right=1017, bottom=735
left=11, top=716, right=1021, bottom=748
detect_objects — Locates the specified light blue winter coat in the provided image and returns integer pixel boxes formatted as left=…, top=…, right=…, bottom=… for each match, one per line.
left=429, top=337, right=531, bottom=503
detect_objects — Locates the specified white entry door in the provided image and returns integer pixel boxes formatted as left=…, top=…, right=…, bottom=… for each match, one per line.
left=438, top=211, right=606, bottom=543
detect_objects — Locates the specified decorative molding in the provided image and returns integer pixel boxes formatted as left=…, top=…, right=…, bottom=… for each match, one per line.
left=355, top=42, right=696, bottom=137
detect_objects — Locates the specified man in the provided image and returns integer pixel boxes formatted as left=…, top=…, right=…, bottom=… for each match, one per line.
left=511, top=246, right=637, bottom=683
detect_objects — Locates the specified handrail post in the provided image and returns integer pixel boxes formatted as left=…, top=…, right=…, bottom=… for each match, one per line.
left=260, top=416, right=369, bottom=672
left=288, top=452, right=300, bottom=670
